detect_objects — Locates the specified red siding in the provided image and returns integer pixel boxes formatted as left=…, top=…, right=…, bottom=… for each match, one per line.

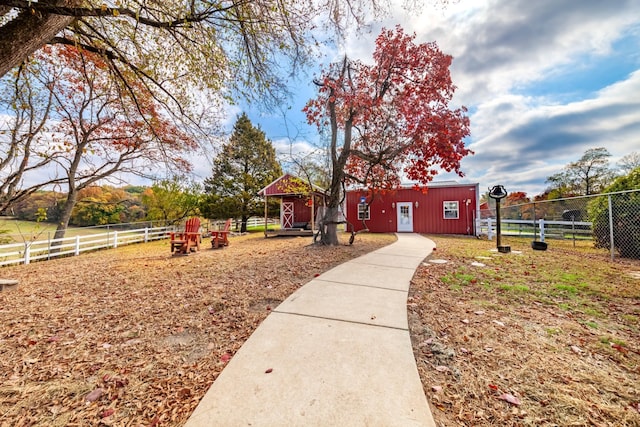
left=346, top=184, right=478, bottom=235
left=283, top=196, right=313, bottom=223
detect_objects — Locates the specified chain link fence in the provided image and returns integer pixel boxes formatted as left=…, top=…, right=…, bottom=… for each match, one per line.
left=478, top=189, right=640, bottom=260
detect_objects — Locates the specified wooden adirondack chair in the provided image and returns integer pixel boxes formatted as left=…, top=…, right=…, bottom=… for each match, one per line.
left=170, top=217, right=202, bottom=254
left=211, top=218, right=232, bottom=249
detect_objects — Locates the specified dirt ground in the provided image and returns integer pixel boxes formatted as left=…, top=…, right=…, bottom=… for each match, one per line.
left=0, top=232, right=394, bottom=426
left=409, top=235, right=640, bottom=427
left=1, top=232, right=638, bottom=426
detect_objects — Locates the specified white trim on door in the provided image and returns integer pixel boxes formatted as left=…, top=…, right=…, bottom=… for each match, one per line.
left=282, top=201, right=294, bottom=228
left=396, top=202, right=413, bottom=232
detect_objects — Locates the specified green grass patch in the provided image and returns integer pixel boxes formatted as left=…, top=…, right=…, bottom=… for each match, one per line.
left=557, top=302, right=572, bottom=311
left=246, top=224, right=281, bottom=232
left=580, top=306, right=603, bottom=318
left=440, top=274, right=453, bottom=285
left=499, top=284, right=530, bottom=293
left=0, top=219, right=106, bottom=243
left=600, top=336, right=627, bottom=346
left=427, top=235, right=638, bottom=343
left=0, top=219, right=57, bottom=234
left=553, top=283, right=579, bottom=295
left=441, top=270, right=477, bottom=288
left=584, top=321, right=599, bottom=329
left=455, top=273, right=476, bottom=284
left=559, top=272, right=581, bottom=282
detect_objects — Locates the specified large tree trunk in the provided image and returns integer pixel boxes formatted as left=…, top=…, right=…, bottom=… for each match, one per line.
left=318, top=162, right=344, bottom=245
left=53, top=189, right=78, bottom=242
left=0, top=4, right=75, bottom=78
left=317, top=206, right=341, bottom=245
left=241, top=214, right=248, bottom=233
left=318, top=99, right=353, bottom=246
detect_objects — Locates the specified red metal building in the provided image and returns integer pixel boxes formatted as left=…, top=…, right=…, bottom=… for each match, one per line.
left=346, top=182, right=480, bottom=235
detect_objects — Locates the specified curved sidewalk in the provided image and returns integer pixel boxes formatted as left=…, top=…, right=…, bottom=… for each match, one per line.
left=185, top=233, right=436, bottom=427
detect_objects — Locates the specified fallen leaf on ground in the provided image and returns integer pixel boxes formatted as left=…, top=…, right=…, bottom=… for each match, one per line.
left=101, top=408, right=115, bottom=418
left=497, top=393, right=521, bottom=406
left=611, top=343, right=628, bottom=354
left=85, top=388, right=104, bottom=402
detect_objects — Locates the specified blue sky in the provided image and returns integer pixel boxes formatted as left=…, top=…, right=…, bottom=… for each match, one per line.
left=213, top=0, right=640, bottom=197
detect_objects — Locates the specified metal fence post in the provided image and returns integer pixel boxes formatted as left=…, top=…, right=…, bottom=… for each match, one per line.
left=608, top=194, right=614, bottom=260
left=539, top=219, right=545, bottom=242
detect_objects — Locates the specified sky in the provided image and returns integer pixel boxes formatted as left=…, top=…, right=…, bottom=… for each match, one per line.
left=220, top=0, right=640, bottom=197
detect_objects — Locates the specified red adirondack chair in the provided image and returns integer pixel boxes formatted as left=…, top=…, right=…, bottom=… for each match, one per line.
left=170, top=217, right=202, bottom=254
left=211, top=218, right=232, bottom=249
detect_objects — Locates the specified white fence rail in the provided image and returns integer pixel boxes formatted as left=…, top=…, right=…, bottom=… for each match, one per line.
left=476, top=218, right=593, bottom=242
left=204, top=217, right=279, bottom=232
left=0, top=226, right=172, bottom=267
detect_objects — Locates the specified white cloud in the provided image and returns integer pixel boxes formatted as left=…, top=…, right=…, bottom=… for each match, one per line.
left=185, top=1, right=640, bottom=196
left=459, top=70, right=640, bottom=195
left=5, top=0, right=640, bottom=199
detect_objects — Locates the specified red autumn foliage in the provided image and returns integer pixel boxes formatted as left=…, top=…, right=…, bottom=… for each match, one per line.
left=36, top=44, right=196, bottom=174
left=304, top=25, right=471, bottom=192
left=304, top=26, right=471, bottom=244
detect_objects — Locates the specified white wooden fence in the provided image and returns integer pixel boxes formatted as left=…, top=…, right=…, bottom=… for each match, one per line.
left=0, top=225, right=172, bottom=267
left=476, top=218, right=593, bottom=241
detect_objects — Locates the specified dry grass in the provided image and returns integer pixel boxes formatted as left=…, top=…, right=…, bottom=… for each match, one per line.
left=2, top=232, right=639, bottom=426
left=409, top=235, right=640, bottom=426
left=0, top=232, right=394, bottom=426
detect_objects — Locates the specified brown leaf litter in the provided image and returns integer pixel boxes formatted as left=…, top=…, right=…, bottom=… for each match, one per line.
left=0, top=233, right=393, bottom=426
left=409, top=235, right=640, bottom=426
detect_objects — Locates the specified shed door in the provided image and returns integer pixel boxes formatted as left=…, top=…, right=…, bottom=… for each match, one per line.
left=282, top=201, right=294, bottom=228
left=396, top=202, right=413, bottom=232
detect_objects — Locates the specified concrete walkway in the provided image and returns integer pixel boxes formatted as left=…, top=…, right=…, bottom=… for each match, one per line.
left=185, top=233, right=436, bottom=427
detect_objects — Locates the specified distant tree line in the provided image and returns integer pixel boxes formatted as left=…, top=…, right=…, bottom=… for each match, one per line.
left=4, top=114, right=287, bottom=229
left=483, top=147, right=640, bottom=214
left=10, top=185, right=151, bottom=226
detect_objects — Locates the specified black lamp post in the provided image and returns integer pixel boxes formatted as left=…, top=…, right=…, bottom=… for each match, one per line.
left=488, top=185, right=510, bottom=253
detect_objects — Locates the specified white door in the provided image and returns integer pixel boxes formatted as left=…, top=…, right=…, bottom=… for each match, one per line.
left=282, top=202, right=294, bottom=228
left=397, top=202, right=413, bottom=232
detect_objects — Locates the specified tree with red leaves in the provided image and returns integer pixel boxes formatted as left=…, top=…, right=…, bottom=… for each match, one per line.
left=304, top=26, right=472, bottom=245
left=35, top=45, right=196, bottom=240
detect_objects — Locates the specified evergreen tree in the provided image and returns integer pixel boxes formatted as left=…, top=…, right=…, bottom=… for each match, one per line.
left=203, top=114, right=282, bottom=232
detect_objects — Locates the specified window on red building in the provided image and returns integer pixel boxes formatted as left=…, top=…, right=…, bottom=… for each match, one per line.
left=358, top=203, right=370, bottom=220
left=443, top=201, right=459, bottom=219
